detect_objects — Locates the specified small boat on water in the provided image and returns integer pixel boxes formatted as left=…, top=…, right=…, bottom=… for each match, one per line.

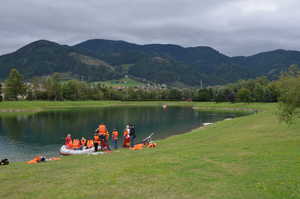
left=203, top=123, right=213, bottom=126
left=162, top=104, right=168, bottom=109
left=59, top=145, right=103, bottom=155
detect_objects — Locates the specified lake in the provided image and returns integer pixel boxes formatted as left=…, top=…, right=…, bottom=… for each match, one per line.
left=0, top=106, right=246, bottom=161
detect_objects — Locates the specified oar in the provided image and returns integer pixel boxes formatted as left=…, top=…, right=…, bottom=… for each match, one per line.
left=142, top=133, right=155, bottom=143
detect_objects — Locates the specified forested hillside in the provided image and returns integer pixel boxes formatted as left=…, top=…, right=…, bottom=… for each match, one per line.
left=0, top=40, right=120, bottom=81
left=1, top=39, right=300, bottom=86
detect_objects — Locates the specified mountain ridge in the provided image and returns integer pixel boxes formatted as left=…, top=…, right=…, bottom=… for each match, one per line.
left=0, top=39, right=299, bottom=86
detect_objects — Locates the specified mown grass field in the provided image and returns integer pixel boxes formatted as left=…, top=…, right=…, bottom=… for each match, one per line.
left=99, top=77, right=145, bottom=88
left=0, top=102, right=299, bottom=199
left=0, top=100, right=122, bottom=111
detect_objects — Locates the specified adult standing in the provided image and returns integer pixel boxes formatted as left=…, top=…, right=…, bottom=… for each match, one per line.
left=123, top=125, right=130, bottom=148
left=129, top=124, right=136, bottom=148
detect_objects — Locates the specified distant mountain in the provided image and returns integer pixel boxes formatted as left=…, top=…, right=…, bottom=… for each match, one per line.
left=74, top=39, right=230, bottom=72
left=231, top=49, right=300, bottom=79
left=0, top=39, right=300, bottom=86
left=74, top=39, right=250, bottom=85
left=0, top=40, right=120, bottom=81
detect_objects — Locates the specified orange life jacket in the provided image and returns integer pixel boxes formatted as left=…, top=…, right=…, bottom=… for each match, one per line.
left=67, top=142, right=73, bottom=149
left=87, top=140, right=94, bottom=148
left=123, top=130, right=129, bottom=137
left=26, top=156, right=42, bottom=164
left=72, top=139, right=81, bottom=149
left=48, top=157, right=61, bottom=161
left=94, top=135, right=100, bottom=144
left=147, top=143, right=157, bottom=148
left=99, top=124, right=107, bottom=134
left=131, top=144, right=144, bottom=150
left=112, top=131, right=119, bottom=140
left=81, top=139, right=87, bottom=146
left=27, top=159, right=38, bottom=164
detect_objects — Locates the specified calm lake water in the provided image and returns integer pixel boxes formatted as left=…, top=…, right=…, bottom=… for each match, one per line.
left=0, top=106, right=246, bottom=161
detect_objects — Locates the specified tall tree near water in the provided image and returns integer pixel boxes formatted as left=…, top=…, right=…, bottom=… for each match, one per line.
left=45, top=73, right=63, bottom=100
left=277, top=65, right=300, bottom=123
left=236, top=88, right=252, bottom=103
left=0, top=83, right=2, bottom=101
left=4, top=68, right=26, bottom=100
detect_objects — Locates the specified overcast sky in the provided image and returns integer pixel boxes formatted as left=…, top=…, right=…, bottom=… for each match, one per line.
left=1, top=0, right=300, bottom=56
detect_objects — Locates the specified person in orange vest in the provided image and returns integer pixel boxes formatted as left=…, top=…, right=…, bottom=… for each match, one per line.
left=100, top=132, right=111, bottom=151
left=72, top=139, right=82, bottom=150
left=93, top=133, right=100, bottom=152
left=112, top=129, right=119, bottom=149
left=98, top=125, right=111, bottom=151
left=123, top=126, right=130, bottom=148
left=86, top=139, right=94, bottom=148
left=80, top=137, right=87, bottom=148
left=98, top=124, right=107, bottom=135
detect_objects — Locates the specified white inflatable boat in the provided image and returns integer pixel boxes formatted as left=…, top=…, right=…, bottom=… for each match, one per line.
left=59, top=145, right=103, bottom=155
left=203, top=122, right=213, bottom=126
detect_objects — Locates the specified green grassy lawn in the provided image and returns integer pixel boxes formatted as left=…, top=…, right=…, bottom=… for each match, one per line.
left=0, top=100, right=122, bottom=110
left=0, top=102, right=300, bottom=199
left=0, top=101, right=124, bottom=116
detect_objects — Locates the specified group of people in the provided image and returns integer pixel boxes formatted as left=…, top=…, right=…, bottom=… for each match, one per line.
left=64, top=124, right=136, bottom=152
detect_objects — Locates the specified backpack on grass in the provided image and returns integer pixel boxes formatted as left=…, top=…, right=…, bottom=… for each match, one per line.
left=0, top=158, right=9, bottom=165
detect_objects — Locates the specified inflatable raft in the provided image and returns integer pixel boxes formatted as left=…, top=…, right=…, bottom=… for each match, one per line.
left=203, top=122, right=213, bottom=126
left=59, top=145, right=100, bottom=155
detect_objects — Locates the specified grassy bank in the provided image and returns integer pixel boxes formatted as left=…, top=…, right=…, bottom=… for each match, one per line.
left=0, top=102, right=300, bottom=199
left=0, top=101, right=123, bottom=112
left=0, top=100, right=266, bottom=113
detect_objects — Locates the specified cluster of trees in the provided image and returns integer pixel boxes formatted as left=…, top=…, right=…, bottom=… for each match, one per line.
left=0, top=68, right=290, bottom=103
left=1, top=69, right=203, bottom=101
left=211, top=76, right=279, bottom=103
left=0, top=70, right=279, bottom=102
left=0, top=66, right=298, bottom=103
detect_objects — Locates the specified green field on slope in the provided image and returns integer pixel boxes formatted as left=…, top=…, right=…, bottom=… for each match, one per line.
left=0, top=102, right=299, bottom=199
left=100, top=77, right=145, bottom=88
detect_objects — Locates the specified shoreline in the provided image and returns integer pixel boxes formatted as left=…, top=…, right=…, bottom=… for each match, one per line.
left=8, top=118, right=234, bottom=163
left=0, top=100, right=262, bottom=114
left=2, top=102, right=299, bottom=198
left=1, top=102, right=254, bottom=163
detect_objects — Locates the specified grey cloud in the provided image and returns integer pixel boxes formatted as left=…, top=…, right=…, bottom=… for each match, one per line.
left=1, top=0, right=300, bottom=56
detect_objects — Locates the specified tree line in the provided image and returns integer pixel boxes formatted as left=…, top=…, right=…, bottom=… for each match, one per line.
left=0, top=66, right=298, bottom=104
